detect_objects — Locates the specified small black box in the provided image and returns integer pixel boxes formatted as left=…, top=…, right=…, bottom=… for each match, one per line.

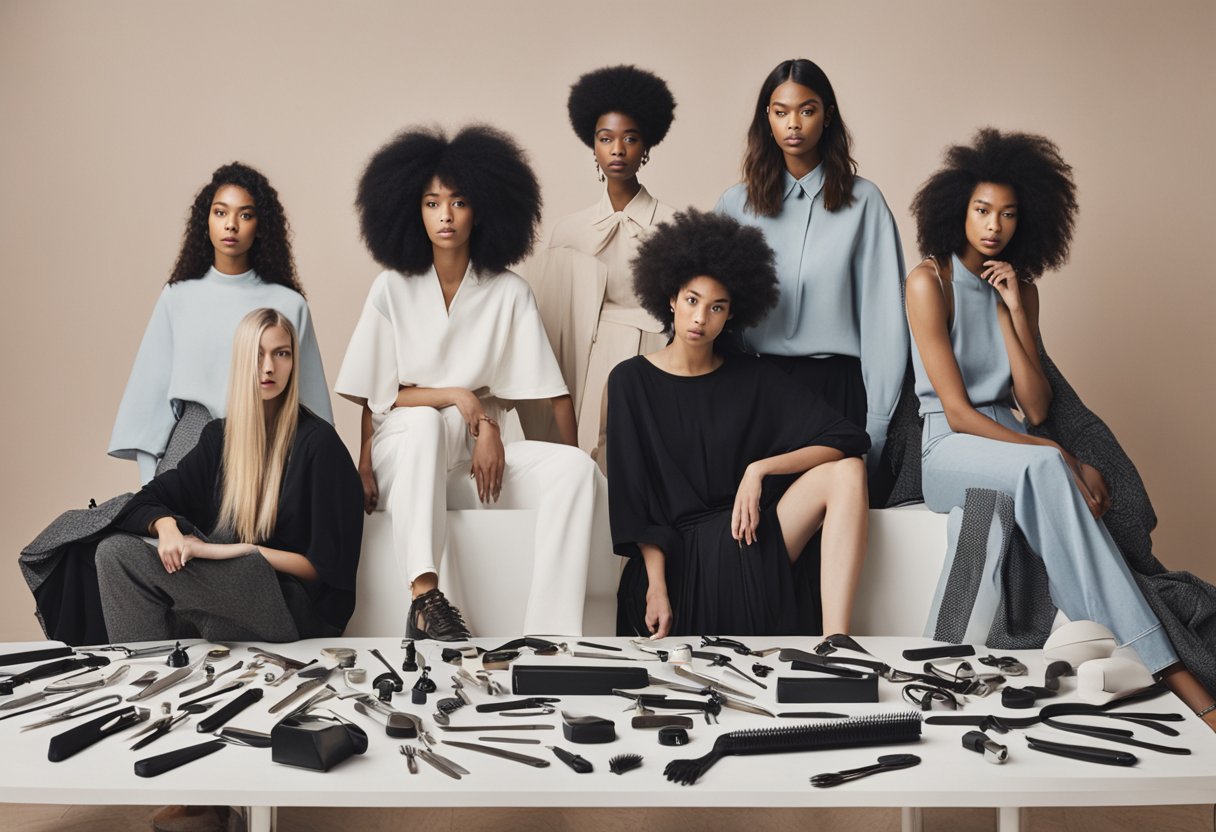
left=776, top=674, right=879, bottom=703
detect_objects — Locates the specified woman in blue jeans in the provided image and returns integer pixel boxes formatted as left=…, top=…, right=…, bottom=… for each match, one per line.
left=905, top=128, right=1215, bottom=728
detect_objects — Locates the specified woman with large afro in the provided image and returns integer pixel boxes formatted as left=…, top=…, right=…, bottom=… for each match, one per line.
left=528, top=65, right=677, bottom=473
left=335, top=125, right=605, bottom=640
left=608, top=209, right=870, bottom=638
left=906, top=128, right=1216, bottom=728
left=714, top=59, right=907, bottom=503
left=109, top=163, right=333, bottom=484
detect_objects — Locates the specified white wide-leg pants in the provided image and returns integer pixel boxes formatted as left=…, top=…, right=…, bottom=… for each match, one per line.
left=372, top=405, right=603, bottom=635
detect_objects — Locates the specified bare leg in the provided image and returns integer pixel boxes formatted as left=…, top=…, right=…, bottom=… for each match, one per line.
left=775, top=457, right=868, bottom=635
left=1159, top=664, right=1216, bottom=732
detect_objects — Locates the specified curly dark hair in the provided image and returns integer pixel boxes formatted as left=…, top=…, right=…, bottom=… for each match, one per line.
left=169, top=162, right=302, bottom=294
left=567, top=65, right=676, bottom=148
left=910, top=128, right=1078, bottom=280
left=631, top=208, right=779, bottom=338
left=356, top=124, right=542, bottom=276
left=743, top=59, right=857, bottom=216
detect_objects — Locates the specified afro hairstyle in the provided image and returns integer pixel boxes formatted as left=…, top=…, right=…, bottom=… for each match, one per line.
left=910, top=127, right=1078, bottom=281
left=631, top=208, right=779, bottom=335
left=170, top=162, right=302, bottom=294
left=567, top=65, right=676, bottom=148
left=356, top=124, right=542, bottom=276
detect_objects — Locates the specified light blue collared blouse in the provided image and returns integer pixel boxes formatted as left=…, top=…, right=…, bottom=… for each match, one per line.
left=714, top=166, right=908, bottom=464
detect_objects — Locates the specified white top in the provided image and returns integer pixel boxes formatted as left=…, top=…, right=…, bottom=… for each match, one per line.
left=108, top=268, right=333, bottom=481
left=335, top=266, right=568, bottom=422
left=548, top=184, right=674, bottom=332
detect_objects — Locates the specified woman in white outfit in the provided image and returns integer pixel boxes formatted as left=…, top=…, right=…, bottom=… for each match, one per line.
left=336, top=125, right=604, bottom=640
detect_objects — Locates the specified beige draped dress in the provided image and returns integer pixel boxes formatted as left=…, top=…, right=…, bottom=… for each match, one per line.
left=526, top=185, right=675, bottom=472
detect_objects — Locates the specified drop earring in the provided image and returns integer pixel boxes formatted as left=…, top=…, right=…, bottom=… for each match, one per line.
left=595, top=156, right=605, bottom=183
left=641, top=149, right=650, bottom=167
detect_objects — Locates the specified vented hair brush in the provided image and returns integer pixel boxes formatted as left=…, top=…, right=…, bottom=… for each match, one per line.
left=664, top=711, right=922, bottom=786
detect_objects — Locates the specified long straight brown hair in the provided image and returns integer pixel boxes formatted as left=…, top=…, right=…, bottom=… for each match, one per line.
left=741, top=59, right=857, bottom=217
left=217, top=308, right=300, bottom=543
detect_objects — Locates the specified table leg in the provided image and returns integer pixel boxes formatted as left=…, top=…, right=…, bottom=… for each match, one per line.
left=244, top=805, right=277, bottom=832
left=901, top=807, right=923, bottom=832
left=998, top=806, right=1024, bottom=831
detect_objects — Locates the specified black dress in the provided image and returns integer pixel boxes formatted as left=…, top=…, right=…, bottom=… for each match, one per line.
left=112, top=407, right=364, bottom=635
left=607, top=354, right=869, bottom=636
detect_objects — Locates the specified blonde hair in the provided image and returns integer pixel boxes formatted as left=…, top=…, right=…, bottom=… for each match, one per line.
left=217, top=308, right=301, bottom=543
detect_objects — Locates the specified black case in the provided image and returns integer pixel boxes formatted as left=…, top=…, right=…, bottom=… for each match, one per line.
left=776, top=674, right=879, bottom=703
left=511, top=664, right=649, bottom=695
left=271, top=716, right=369, bottom=771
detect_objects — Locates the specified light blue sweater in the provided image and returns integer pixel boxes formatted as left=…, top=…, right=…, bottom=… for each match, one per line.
left=715, top=166, right=908, bottom=463
left=108, top=267, right=333, bottom=482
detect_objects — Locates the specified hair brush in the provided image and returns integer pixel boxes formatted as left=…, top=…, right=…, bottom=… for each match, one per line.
left=609, top=753, right=643, bottom=775
left=664, top=711, right=922, bottom=786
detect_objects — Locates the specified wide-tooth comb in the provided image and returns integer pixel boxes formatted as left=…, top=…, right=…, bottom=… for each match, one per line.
left=609, top=753, right=643, bottom=774
left=664, top=711, right=922, bottom=786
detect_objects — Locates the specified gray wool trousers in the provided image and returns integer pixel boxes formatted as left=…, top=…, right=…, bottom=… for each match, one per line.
left=95, top=534, right=300, bottom=643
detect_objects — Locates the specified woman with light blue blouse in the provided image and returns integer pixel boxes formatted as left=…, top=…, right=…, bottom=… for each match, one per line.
left=715, top=59, right=907, bottom=496
left=109, top=163, right=333, bottom=483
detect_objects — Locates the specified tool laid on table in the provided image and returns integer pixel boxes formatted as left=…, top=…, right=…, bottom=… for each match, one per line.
left=690, top=649, right=770, bottom=690
left=21, top=694, right=125, bottom=731
left=178, top=660, right=245, bottom=698
left=133, top=726, right=271, bottom=778
left=196, top=688, right=265, bottom=734
left=47, top=705, right=150, bottom=762
left=664, top=711, right=923, bottom=786
left=127, top=656, right=208, bottom=702
left=810, top=753, right=921, bottom=788
left=0, top=654, right=111, bottom=696
left=129, top=710, right=191, bottom=751
left=962, top=730, right=1009, bottom=764
left=547, top=744, right=593, bottom=773
left=442, top=739, right=550, bottom=768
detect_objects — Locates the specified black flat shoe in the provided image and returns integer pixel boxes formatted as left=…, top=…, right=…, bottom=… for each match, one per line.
left=407, top=588, right=472, bottom=641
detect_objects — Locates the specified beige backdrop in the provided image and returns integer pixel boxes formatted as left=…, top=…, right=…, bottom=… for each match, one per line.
left=1, top=0, right=1212, bottom=642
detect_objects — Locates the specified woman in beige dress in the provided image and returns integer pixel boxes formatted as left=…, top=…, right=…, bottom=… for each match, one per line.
left=529, top=65, right=677, bottom=471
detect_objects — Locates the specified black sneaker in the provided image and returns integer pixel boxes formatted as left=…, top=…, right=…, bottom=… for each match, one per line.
left=406, top=588, right=472, bottom=641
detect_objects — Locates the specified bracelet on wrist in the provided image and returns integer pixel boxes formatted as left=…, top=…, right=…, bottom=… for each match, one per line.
left=1197, top=702, right=1216, bottom=718
left=471, top=415, right=500, bottom=437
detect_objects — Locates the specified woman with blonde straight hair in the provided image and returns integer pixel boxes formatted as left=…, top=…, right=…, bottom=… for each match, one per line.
left=93, top=309, right=363, bottom=642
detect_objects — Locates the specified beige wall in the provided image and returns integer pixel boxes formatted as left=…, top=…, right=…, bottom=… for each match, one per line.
left=1, top=0, right=1212, bottom=641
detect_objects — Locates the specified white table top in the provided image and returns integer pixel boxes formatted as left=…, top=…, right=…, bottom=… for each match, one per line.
left=0, top=636, right=1213, bottom=809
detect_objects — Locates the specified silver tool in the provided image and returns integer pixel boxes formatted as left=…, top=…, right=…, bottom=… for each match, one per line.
left=20, top=693, right=125, bottom=731
left=179, top=660, right=244, bottom=698
left=669, top=665, right=756, bottom=699
left=246, top=648, right=311, bottom=687
left=280, top=688, right=338, bottom=722
left=127, top=656, right=208, bottom=702
left=267, top=667, right=335, bottom=715
left=77, top=643, right=180, bottom=660
left=441, top=739, right=550, bottom=767
left=413, top=745, right=468, bottom=779
left=350, top=696, right=423, bottom=737
left=438, top=723, right=553, bottom=732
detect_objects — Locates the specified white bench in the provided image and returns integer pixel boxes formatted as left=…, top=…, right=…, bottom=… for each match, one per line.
left=345, top=502, right=950, bottom=639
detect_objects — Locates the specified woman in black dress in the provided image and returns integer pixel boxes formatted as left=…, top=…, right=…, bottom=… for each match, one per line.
left=95, top=308, right=363, bottom=641
left=607, top=209, right=870, bottom=638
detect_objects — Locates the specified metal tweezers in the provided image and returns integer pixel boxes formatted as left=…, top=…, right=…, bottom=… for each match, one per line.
left=20, top=693, right=124, bottom=731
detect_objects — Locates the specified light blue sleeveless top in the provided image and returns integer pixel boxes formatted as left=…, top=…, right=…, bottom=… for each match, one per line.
left=911, top=254, right=1014, bottom=416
